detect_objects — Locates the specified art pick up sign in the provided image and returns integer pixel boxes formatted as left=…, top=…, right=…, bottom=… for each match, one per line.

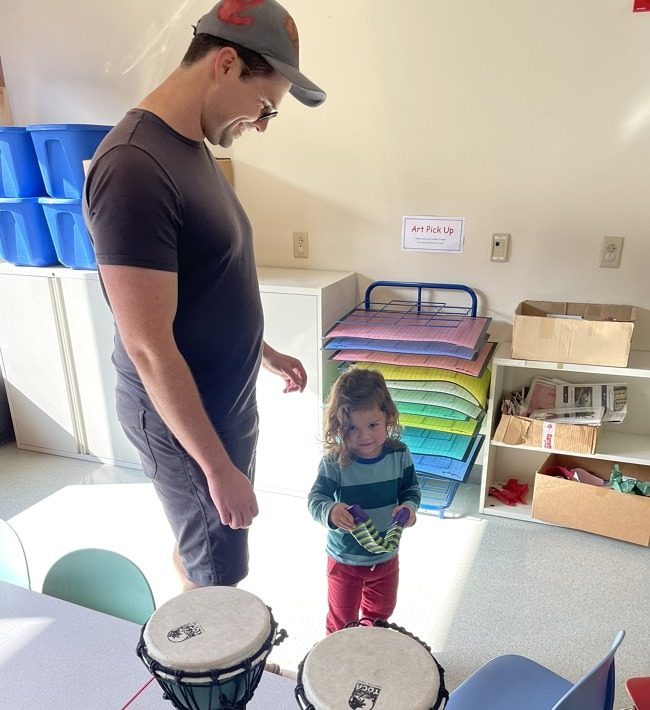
left=402, top=215, right=464, bottom=253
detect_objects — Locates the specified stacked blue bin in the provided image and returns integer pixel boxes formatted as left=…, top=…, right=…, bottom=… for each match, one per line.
left=29, top=124, right=112, bottom=269
left=0, top=124, right=111, bottom=269
left=0, top=126, right=58, bottom=266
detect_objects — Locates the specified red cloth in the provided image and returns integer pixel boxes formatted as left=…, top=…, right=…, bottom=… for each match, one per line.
left=488, top=479, right=528, bottom=506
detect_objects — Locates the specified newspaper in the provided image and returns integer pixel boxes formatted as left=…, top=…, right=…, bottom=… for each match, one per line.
left=528, top=405, right=606, bottom=426
left=519, top=377, right=569, bottom=417
left=555, top=382, right=627, bottom=423
left=516, top=376, right=628, bottom=424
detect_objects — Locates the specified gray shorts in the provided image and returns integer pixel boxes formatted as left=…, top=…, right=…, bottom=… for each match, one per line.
left=116, top=383, right=258, bottom=586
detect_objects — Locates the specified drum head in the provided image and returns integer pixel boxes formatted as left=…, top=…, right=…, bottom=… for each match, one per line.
left=143, top=587, right=271, bottom=675
left=301, top=626, right=441, bottom=710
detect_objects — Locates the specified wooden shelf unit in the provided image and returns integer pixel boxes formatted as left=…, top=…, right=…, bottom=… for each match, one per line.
left=480, top=342, right=650, bottom=522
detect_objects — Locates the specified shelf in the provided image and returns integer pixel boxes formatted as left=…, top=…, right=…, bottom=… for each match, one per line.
left=481, top=343, right=650, bottom=528
left=489, top=430, right=650, bottom=465
left=482, top=496, right=535, bottom=522
left=492, top=347, right=650, bottom=379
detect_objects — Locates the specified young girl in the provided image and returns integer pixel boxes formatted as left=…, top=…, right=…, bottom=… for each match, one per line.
left=308, top=366, right=421, bottom=634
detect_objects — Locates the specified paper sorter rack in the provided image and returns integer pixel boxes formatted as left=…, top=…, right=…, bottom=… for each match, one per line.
left=332, top=281, right=485, bottom=516
left=417, top=475, right=462, bottom=519
left=362, top=280, right=478, bottom=319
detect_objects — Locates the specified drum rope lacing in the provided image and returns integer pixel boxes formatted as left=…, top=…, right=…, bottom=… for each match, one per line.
left=136, top=604, right=287, bottom=710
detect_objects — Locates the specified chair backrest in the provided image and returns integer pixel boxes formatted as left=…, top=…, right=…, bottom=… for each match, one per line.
left=554, top=630, right=625, bottom=710
left=626, top=676, right=650, bottom=710
left=0, top=518, right=30, bottom=588
left=42, top=548, right=155, bottom=625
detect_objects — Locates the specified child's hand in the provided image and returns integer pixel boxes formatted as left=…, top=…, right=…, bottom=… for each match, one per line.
left=329, top=503, right=356, bottom=531
left=392, top=504, right=416, bottom=527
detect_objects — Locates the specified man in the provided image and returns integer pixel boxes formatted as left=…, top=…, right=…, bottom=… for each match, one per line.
left=83, top=0, right=326, bottom=590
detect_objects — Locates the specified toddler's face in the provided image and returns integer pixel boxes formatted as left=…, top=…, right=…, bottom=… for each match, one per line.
left=345, top=406, right=387, bottom=460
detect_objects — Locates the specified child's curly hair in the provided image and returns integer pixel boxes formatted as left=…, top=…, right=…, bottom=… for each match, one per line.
left=323, top=367, right=401, bottom=466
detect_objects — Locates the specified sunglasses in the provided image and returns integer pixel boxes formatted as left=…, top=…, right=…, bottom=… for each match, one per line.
left=257, top=108, right=278, bottom=123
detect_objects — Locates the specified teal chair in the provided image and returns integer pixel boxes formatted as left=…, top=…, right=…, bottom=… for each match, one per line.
left=0, top=518, right=30, bottom=588
left=42, top=548, right=156, bottom=625
left=446, top=630, right=625, bottom=710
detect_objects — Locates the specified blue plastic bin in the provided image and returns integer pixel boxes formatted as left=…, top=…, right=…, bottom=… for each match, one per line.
left=39, top=198, right=96, bottom=270
left=0, top=127, right=46, bottom=197
left=27, top=124, right=112, bottom=199
left=0, top=197, right=60, bottom=266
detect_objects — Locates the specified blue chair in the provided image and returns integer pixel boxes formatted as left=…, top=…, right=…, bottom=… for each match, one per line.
left=446, top=630, right=625, bottom=710
left=42, top=548, right=156, bottom=625
left=0, top=518, right=30, bottom=588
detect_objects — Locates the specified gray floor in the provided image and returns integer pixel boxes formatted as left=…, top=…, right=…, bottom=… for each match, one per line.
left=1, top=440, right=648, bottom=708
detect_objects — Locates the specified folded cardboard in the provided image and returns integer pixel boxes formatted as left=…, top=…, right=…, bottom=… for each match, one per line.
left=493, top=413, right=599, bottom=455
left=215, top=157, right=234, bottom=187
left=511, top=301, right=636, bottom=367
left=532, top=453, right=650, bottom=546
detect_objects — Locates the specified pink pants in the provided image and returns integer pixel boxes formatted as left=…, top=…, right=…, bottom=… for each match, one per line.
left=326, top=555, right=399, bottom=635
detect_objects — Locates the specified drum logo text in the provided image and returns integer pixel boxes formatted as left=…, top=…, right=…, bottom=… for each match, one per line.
left=167, top=621, right=204, bottom=643
left=348, top=681, right=381, bottom=709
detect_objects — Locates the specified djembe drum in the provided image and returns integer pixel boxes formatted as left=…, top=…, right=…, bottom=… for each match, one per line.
left=137, top=586, right=286, bottom=709
left=295, top=619, right=448, bottom=710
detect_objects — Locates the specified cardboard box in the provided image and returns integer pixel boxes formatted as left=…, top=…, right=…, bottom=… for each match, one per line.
left=493, top=414, right=600, bottom=455
left=215, top=157, right=234, bottom=187
left=511, top=301, right=636, bottom=367
left=532, top=453, right=650, bottom=546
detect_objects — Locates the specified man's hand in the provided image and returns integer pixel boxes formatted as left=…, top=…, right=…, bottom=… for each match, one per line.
left=262, top=343, right=307, bottom=393
left=206, top=463, right=259, bottom=529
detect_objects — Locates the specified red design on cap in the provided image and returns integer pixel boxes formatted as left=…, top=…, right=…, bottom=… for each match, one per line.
left=217, top=0, right=265, bottom=27
left=284, top=15, right=299, bottom=55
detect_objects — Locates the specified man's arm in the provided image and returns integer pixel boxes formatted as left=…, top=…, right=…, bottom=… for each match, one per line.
left=99, top=263, right=258, bottom=530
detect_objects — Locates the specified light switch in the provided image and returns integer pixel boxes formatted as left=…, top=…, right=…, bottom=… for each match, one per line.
left=490, top=233, right=510, bottom=262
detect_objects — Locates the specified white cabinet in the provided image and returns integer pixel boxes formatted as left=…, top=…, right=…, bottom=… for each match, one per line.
left=255, top=267, right=357, bottom=496
left=0, top=264, right=140, bottom=467
left=480, top=341, right=650, bottom=522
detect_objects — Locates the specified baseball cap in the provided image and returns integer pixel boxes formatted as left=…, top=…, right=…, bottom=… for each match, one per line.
left=195, top=0, right=326, bottom=107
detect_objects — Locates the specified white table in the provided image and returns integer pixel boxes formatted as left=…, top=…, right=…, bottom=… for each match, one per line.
left=0, top=580, right=297, bottom=709
left=122, top=671, right=298, bottom=709
left=0, top=579, right=152, bottom=709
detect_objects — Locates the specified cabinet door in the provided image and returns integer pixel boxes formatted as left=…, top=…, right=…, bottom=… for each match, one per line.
left=59, top=275, right=140, bottom=467
left=256, top=291, right=322, bottom=496
left=0, top=273, right=78, bottom=454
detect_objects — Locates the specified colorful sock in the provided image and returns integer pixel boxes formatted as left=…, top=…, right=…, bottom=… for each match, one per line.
left=347, top=505, right=409, bottom=554
left=384, top=507, right=410, bottom=549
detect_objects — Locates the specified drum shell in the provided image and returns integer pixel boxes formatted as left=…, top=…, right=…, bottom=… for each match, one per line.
left=136, top=586, right=284, bottom=710
left=143, top=659, right=266, bottom=710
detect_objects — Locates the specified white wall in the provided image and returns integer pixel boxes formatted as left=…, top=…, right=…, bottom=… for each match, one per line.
left=3, top=1, right=649, bottom=346
left=235, top=1, right=650, bottom=347
left=0, top=0, right=206, bottom=125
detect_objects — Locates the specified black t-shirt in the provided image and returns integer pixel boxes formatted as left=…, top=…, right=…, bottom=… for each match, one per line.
left=83, top=109, right=263, bottom=427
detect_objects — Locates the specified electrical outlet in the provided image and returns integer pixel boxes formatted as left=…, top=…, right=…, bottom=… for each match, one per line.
left=490, top=233, right=510, bottom=262
left=293, top=231, right=308, bottom=258
left=599, top=236, right=624, bottom=268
